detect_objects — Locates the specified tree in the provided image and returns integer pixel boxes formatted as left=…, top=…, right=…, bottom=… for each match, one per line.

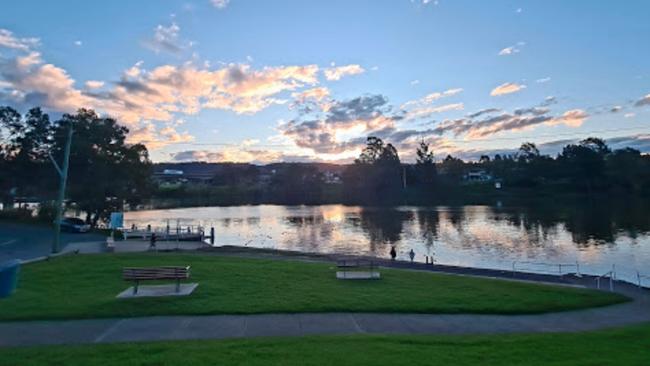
left=52, top=109, right=152, bottom=225
left=416, top=141, right=435, bottom=165
left=517, top=142, right=540, bottom=163
left=343, top=136, right=402, bottom=203
left=415, top=141, right=437, bottom=185
left=559, top=138, right=610, bottom=194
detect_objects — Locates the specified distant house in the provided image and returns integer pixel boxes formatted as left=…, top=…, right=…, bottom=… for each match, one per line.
left=162, top=169, right=183, bottom=175
left=463, top=170, right=493, bottom=183
left=323, top=171, right=342, bottom=184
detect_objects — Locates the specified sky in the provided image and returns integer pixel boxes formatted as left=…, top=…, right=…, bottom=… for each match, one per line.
left=1, top=0, right=649, bottom=163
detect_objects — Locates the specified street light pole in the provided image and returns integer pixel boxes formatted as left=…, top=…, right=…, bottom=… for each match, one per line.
left=50, top=124, right=73, bottom=254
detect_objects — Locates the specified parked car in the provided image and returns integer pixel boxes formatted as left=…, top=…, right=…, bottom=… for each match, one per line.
left=60, top=217, right=91, bottom=233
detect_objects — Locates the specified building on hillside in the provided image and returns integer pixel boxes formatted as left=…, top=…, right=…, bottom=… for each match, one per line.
left=463, top=170, right=493, bottom=183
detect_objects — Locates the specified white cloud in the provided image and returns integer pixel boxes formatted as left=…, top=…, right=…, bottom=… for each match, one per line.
left=210, top=0, right=230, bottom=9
left=624, top=113, right=636, bottom=118
left=0, top=29, right=39, bottom=51
left=490, top=82, right=526, bottom=96
left=144, top=22, right=190, bottom=54
left=74, top=40, right=82, bottom=46
left=410, top=79, right=420, bottom=85
left=536, top=77, right=551, bottom=83
left=323, top=64, right=365, bottom=81
left=498, top=41, right=525, bottom=56
left=84, top=80, right=104, bottom=89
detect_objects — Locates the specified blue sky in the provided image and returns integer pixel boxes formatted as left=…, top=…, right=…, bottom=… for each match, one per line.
left=1, top=0, right=649, bottom=163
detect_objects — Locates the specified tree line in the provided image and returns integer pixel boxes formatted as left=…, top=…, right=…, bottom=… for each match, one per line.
left=343, top=136, right=650, bottom=203
left=1, top=105, right=650, bottom=225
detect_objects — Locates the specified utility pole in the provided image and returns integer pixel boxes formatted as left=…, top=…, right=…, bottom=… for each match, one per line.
left=50, top=124, right=73, bottom=254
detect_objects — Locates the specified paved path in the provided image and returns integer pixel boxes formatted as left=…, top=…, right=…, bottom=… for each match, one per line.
left=1, top=275, right=648, bottom=348
left=0, top=222, right=105, bottom=262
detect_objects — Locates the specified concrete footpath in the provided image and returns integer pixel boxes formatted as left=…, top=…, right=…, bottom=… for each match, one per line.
left=1, top=277, right=649, bottom=348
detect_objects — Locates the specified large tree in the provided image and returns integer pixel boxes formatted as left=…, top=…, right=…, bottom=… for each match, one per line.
left=415, top=140, right=437, bottom=185
left=343, top=136, right=402, bottom=203
left=53, top=109, right=153, bottom=225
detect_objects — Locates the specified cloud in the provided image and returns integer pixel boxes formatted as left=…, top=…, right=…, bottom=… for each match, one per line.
left=635, top=93, right=650, bottom=107
left=323, top=64, right=365, bottom=81
left=280, top=94, right=401, bottom=154
left=0, top=51, right=93, bottom=111
left=126, top=122, right=194, bottom=149
left=74, top=40, right=82, bottom=46
left=536, top=77, right=551, bottom=83
left=210, top=0, right=230, bottom=9
left=490, top=82, right=526, bottom=96
left=429, top=104, right=588, bottom=139
left=406, top=103, right=464, bottom=119
left=467, top=108, right=500, bottom=118
left=624, top=113, right=636, bottom=118
left=553, top=109, right=588, bottom=128
left=291, top=87, right=330, bottom=103
left=144, top=22, right=189, bottom=54
left=1, top=39, right=321, bottom=125
left=170, top=148, right=293, bottom=164
left=401, top=88, right=463, bottom=119
left=410, top=79, right=420, bottom=85
left=0, top=29, right=39, bottom=51
left=84, top=80, right=104, bottom=89
left=498, top=42, right=525, bottom=56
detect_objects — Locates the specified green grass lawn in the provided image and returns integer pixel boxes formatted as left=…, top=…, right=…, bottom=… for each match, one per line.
left=0, top=253, right=627, bottom=321
left=2, top=323, right=649, bottom=366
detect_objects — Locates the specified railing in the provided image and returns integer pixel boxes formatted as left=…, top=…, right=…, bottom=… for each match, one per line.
left=122, top=224, right=206, bottom=241
left=637, top=271, right=649, bottom=288
left=596, top=265, right=616, bottom=291
left=512, top=261, right=581, bottom=276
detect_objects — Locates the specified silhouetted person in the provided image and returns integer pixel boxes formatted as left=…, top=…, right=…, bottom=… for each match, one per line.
left=390, top=246, right=396, bottom=260
left=149, top=232, right=157, bottom=250
left=409, top=249, right=415, bottom=262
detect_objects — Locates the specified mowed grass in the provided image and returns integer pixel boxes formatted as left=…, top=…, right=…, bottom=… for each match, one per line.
left=0, top=253, right=627, bottom=321
left=2, top=323, right=650, bottom=366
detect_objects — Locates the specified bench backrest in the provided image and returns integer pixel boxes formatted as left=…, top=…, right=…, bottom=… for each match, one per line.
left=123, top=266, right=190, bottom=280
left=337, top=260, right=376, bottom=269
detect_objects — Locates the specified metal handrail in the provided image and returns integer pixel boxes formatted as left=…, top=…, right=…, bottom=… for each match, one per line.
left=512, top=261, right=581, bottom=276
left=596, top=265, right=616, bottom=291
left=637, top=271, right=649, bottom=288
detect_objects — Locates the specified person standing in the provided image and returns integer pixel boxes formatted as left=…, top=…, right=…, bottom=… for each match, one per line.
left=390, top=246, right=397, bottom=260
left=409, top=249, right=415, bottom=262
left=149, top=232, right=157, bottom=250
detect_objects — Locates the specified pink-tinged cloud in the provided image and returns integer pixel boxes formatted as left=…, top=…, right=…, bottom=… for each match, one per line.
left=323, top=64, right=365, bottom=81
left=490, top=82, right=526, bottom=96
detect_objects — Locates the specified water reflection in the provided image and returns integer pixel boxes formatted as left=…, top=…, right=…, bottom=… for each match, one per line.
left=124, top=201, right=650, bottom=283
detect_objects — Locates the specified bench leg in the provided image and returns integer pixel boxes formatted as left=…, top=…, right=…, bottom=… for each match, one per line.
left=176, top=279, right=181, bottom=293
left=133, top=280, right=139, bottom=295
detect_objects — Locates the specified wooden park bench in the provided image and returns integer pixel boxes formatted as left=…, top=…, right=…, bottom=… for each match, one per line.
left=122, top=266, right=191, bottom=294
left=336, top=259, right=381, bottom=280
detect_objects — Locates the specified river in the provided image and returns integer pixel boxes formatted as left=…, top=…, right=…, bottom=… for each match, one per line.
left=124, top=202, right=650, bottom=285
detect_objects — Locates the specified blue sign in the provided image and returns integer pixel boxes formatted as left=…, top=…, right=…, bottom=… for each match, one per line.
left=110, top=212, right=124, bottom=229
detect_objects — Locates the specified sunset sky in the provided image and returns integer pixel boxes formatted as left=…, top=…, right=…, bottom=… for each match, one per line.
left=1, top=0, right=649, bottom=163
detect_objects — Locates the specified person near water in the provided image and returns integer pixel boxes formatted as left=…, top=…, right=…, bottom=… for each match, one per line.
left=409, top=249, right=415, bottom=262
left=390, top=246, right=397, bottom=260
left=149, top=232, right=157, bottom=250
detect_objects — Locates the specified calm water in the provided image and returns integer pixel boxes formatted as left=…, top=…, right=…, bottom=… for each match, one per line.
left=124, top=203, right=650, bottom=285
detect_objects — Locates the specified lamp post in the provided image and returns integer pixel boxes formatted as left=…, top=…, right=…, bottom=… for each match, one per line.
left=49, top=123, right=73, bottom=253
